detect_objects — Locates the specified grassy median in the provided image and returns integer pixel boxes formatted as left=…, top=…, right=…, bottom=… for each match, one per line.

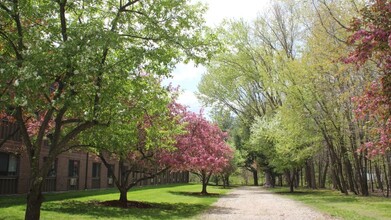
left=0, top=184, right=231, bottom=220
left=268, top=187, right=391, bottom=220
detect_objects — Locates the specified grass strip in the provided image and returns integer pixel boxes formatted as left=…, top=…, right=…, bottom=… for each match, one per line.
left=0, top=183, right=231, bottom=220
left=267, top=187, right=391, bottom=220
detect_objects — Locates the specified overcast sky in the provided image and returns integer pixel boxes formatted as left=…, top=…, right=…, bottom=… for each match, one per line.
left=165, top=0, right=270, bottom=114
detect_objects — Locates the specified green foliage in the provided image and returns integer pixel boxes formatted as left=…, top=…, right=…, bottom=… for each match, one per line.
left=250, top=105, right=322, bottom=172
left=79, top=76, right=180, bottom=154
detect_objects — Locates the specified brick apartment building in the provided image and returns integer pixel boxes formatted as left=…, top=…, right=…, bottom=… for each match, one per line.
left=0, top=123, right=189, bottom=195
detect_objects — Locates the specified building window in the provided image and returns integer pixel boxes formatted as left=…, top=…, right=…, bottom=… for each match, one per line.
left=43, top=157, right=57, bottom=177
left=107, top=164, right=114, bottom=178
left=0, top=153, right=18, bottom=176
left=107, top=164, right=114, bottom=186
left=68, top=160, right=79, bottom=177
left=92, top=163, right=101, bottom=178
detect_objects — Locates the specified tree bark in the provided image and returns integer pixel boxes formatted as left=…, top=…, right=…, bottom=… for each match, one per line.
left=201, top=171, right=212, bottom=194
left=340, top=141, right=357, bottom=195
left=387, top=153, right=391, bottom=197
left=305, top=160, right=313, bottom=188
left=252, top=169, right=259, bottom=186
left=285, top=169, right=296, bottom=193
left=119, top=187, right=128, bottom=206
left=320, top=160, right=328, bottom=188
left=264, top=168, right=273, bottom=187
left=201, top=182, right=208, bottom=194
left=25, top=181, right=44, bottom=220
left=225, top=175, right=230, bottom=187
left=375, top=163, right=384, bottom=191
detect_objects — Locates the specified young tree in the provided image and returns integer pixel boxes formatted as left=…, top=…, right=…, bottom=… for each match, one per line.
left=81, top=86, right=187, bottom=205
left=0, top=1, right=216, bottom=219
left=161, top=111, right=234, bottom=194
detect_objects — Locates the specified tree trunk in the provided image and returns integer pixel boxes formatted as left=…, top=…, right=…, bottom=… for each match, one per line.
left=201, top=182, right=208, bottom=194
left=24, top=145, right=48, bottom=220
left=320, top=160, right=328, bottom=188
left=264, top=168, right=273, bottom=187
left=252, top=169, right=259, bottom=186
left=278, top=175, right=283, bottom=186
left=369, top=160, right=374, bottom=193
left=387, top=153, right=391, bottom=197
left=25, top=184, right=44, bottom=220
left=305, top=160, right=316, bottom=189
left=294, top=170, right=300, bottom=188
left=119, top=187, right=128, bottom=206
left=375, top=163, right=384, bottom=191
left=305, top=160, right=312, bottom=188
left=222, top=175, right=230, bottom=188
left=285, top=169, right=295, bottom=193
left=201, top=171, right=212, bottom=194
left=328, top=145, right=348, bottom=194
left=339, top=139, right=357, bottom=195
left=289, top=181, right=294, bottom=193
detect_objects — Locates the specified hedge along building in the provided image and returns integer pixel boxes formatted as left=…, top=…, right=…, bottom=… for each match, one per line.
left=0, top=123, right=189, bottom=195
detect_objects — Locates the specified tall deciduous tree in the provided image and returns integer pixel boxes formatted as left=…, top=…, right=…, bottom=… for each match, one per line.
left=0, top=1, right=216, bottom=219
left=198, top=0, right=303, bottom=186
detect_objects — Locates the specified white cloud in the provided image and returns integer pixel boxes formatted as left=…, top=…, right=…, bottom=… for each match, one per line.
left=177, top=90, right=202, bottom=113
left=167, top=0, right=270, bottom=115
left=199, top=0, right=270, bottom=27
left=169, top=62, right=206, bottom=92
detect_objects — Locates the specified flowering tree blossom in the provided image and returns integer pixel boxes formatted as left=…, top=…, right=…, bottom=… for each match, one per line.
left=161, top=111, right=234, bottom=194
left=346, top=0, right=391, bottom=156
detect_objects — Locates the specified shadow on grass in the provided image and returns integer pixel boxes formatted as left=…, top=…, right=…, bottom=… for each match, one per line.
left=0, top=188, right=119, bottom=208
left=169, top=191, right=221, bottom=198
left=0, top=184, right=188, bottom=208
left=41, top=200, right=208, bottom=219
left=207, top=184, right=239, bottom=189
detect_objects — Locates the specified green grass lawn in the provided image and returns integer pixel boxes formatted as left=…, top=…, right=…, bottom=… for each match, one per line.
left=0, top=184, right=231, bottom=220
left=268, top=187, right=391, bottom=220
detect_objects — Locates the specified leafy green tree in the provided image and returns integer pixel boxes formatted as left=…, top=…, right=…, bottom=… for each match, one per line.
left=198, top=0, right=303, bottom=186
left=0, top=1, right=216, bottom=219
left=80, top=77, right=183, bottom=205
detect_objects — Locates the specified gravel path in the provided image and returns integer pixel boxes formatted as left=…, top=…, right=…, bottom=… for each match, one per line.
left=197, top=186, right=337, bottom=220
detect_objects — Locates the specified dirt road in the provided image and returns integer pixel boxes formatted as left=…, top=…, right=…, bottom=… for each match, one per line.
left=197, top=186, right=336, bottom=220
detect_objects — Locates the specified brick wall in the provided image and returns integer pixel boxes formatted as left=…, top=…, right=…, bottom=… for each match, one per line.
left=1, top=136, right=188, bottom=195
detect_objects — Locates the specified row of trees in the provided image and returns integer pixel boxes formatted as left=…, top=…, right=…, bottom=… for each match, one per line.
left=0, top=1, right=233, bottom=219
left=199, top=0, right=390, bottom=195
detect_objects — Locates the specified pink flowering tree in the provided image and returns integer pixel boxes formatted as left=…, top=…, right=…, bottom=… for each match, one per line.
left=161, top=111, right=234, bottom=194
left=345, top=0, right=391, bottom=156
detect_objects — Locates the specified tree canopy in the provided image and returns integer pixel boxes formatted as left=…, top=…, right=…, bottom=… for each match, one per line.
left=0, top=1, right=217, bottom=219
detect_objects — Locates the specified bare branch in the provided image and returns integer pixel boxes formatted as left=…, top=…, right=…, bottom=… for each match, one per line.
left=127, top=167, right=170, bottom=190
left=119, top=34, right=160, bottom=41
left=57, top=121, right=97, bottom=149
left=61, top=119, right=83, bottom=125
left=120, top=0, right=141, bottom=11
left=320, top=0, right=349, bottom=30
left=311, top=0, right=346, bottom=44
